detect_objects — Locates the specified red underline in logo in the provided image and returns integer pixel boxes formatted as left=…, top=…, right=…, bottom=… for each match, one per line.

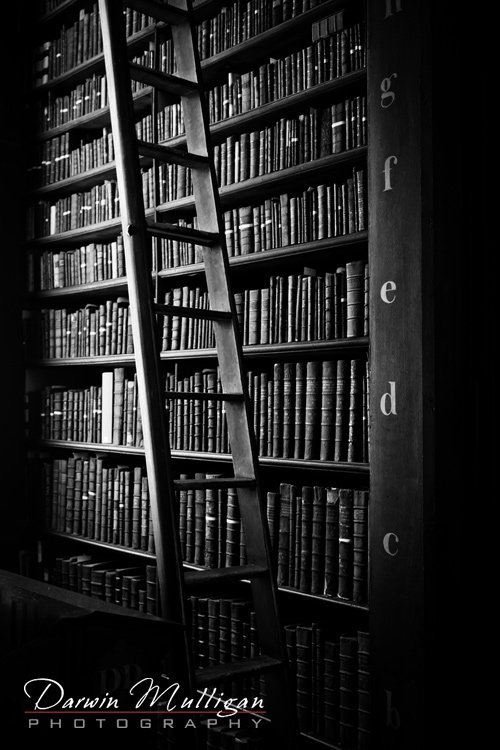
left=24, top=711, right=267, bottom=715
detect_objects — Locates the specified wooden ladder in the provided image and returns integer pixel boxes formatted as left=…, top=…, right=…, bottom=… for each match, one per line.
left=97, top=0, right=299, bottom=747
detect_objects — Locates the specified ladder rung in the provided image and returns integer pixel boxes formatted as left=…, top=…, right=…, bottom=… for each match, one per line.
left=137, top=140, right=209, bottom=169
left=184, top=565, right=268, bottom=588
left=123, top=0, right=188, bottom=25
left=195, top=656, right=282, bottom=687
left=129, top=63, right=198, bottom=97
left=174, top=477, right=256, bottom=491
left=146, top=220, right=219, bottom=246
left=165, top=391, right=243, bottom=402
left=154, top=304, right=231, bottom=321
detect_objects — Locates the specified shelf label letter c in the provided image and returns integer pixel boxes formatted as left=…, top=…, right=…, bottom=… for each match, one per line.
left=383, top=532, right=399, bottom=556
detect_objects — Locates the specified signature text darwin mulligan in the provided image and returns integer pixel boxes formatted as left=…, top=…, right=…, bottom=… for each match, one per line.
left=24, top=677, right=264, bottom=717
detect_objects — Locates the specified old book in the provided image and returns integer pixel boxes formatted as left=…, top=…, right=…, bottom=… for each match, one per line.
left=338, top=489, right=354, bottom=600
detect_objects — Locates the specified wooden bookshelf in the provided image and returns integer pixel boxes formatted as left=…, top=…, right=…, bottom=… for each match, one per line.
left=20, top=0, right=371, bottom=747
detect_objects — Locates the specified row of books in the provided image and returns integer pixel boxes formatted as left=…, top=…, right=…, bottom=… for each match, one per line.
left=31, top=260, right=367, bottom=357
left=35, top=56, right=147, bottom=133
left=158, top=178, right=366, bottom=267
left=40, top=454, right=368, bottom=604
left=163, top=359, right=369, bottom=461
left=35, top=356, right=369, bottom=462
left=28, top=238, right=126, bottom=291
left=196, top=0, right=331, bottom=59
left=235, top=261, right=369, bottom=344
left=211, top=99, right=367, bottom=188
left=42, top=456, right=154, bottom=552
left=34, top=4, right=152, bottom=84
left=38, top=369, right=143, bottom=446
left=28, top=127, right=115, bottom=188
left=35, top=298, right=134, bottom=358
left=27, top=179, right=121, bottom=238
left=50, top=554, right=158, bottom=613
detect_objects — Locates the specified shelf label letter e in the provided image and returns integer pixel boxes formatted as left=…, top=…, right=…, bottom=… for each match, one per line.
left=383, top=156, right=398, bottom=191
left=381, top=280, right=396, bottom=303
left=380, top=382, right=397, bottom=415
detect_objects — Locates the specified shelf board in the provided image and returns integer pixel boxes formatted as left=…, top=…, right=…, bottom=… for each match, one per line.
left=47, top=530, right=155, bottom=560
left=32, top=277, right=128, bottom=300
left=28, top=150, right=366, bottom=247
left=278, top=585, right=368, bottom=612
left=27, top=215, right=129, bottom=247
left=30, top=73, right=366, bottom=197
left=36, top=441, right=369, bottom=474
left=39, top=439, right=146, bottom=455
left=31, top=337, right=369, bottom=367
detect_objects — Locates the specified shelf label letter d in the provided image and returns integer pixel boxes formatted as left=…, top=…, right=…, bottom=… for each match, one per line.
left=380, top=382, right=397, bottom=415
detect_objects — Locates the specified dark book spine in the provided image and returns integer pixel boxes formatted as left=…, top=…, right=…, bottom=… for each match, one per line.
left=346, top=260, right=365, bottom=338
left=311, top=486, right=327, bottom=595
left=299, top=487, right=313, bottom=593
left=334, top=359, right=349, bottom=462
left=282, top=362, right=295, bottom=457
left=357, top=631, right=371, bottom=749
left=296, top=625, right=313, bottom=732
left=324, top=640, right=340, bottom=743
left=294, top=361, right=306, bottom=459
left=304, top=360, right=321, bottom=459
left=353, top=490, right=369, bottom=605
left=338, top=489, right=354, bottom=600
left=277, top=486, right=291, bottom=587
left=324, top=488, right=340, bottom=597
left=339, top=635, right=358, bottom=750
left=320, top=360, right=336, bottom=460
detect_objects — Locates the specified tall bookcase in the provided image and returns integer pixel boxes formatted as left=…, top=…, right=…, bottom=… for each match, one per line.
left=1, top=0, right=480, bottom=748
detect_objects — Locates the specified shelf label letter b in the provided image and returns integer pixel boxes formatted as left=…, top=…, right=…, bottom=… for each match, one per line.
left=380, top=382, right=397, bottom=415
left=385, top=690, right=401, bottom=729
